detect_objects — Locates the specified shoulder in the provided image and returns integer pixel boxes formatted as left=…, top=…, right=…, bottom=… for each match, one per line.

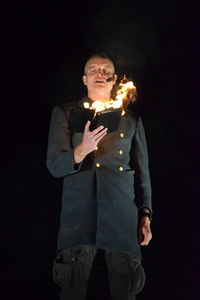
left=56, top=101, right=81, bottom=111
left=52, top=101, right=81, bottom=117
left=126, top=107, right=140, bottom=124
left=124, top=108, right=146, bottom=134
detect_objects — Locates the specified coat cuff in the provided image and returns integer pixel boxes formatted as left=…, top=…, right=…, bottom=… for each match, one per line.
left=47, top=148, right=83, bottom=178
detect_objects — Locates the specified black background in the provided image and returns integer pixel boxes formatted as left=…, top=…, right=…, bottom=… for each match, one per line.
left=2, top=1, right=199, bottom=299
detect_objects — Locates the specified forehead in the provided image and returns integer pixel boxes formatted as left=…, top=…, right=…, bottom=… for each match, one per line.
left=85, top=57, right=114, bottom=72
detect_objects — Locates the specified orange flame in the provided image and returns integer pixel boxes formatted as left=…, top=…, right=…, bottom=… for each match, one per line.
left=84, top=75, right=136, bottom=115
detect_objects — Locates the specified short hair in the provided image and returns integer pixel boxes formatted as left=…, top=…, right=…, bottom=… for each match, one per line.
left=84, top=53, right=115, bottom=75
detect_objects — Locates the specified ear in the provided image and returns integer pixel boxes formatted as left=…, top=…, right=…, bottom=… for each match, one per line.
left=113, top=74, right=117, bottom=85
left=82, top=75, right=87, bottom=86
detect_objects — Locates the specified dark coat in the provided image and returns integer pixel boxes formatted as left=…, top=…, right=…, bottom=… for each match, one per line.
left=46, top=98, right=152, bottom=258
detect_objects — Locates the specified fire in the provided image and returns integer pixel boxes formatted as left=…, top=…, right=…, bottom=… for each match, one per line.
left=84, top=75, right=136, bottom=115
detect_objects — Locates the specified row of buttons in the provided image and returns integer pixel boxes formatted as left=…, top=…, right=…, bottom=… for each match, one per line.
left=96, top=163, right=124, bottom=171
left=95, top=132, right=125, bottom=171
left=95, top=147, right=123, bottom=155
left=94, top=132, right=124, bottom=151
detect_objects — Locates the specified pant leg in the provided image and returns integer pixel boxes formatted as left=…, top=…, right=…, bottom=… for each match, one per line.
left=86, top=249, right=112, bottom=299
left=52, top=245, right=96, bottom=300
left=105, top=251, right=146, bottom=300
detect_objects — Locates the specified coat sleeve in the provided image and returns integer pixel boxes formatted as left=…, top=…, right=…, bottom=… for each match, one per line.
left=46, top=105, right=82, bottom=178
left=131, top=117, right=152, bottom=213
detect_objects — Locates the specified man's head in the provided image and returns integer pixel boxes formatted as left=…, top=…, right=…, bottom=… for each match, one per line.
left=82, top=53, right=117, bottom=101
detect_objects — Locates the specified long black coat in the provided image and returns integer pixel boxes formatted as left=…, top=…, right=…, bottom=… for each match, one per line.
left=46, top=98, right=152, bottom=258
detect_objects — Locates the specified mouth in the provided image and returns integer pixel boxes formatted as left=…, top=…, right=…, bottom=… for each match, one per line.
left=95, top=79, right=106, bottom=84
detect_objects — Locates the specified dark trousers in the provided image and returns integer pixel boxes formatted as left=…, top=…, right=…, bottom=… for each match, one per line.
left=53, top=245, right=145, bottom=300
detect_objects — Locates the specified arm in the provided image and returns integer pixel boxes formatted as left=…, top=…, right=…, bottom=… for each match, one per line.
left=46, top=105, right=107, bottom=178
left=132, top=117, right=152, bottom=212
left=46, top=105, right=82, bottom=178
left=131, top=117, right=153, bottom=245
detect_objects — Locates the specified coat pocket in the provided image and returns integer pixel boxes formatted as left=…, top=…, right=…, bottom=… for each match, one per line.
left=52, top=248, right=73, bottom=288
left=125, top=169, right=135, bottom=174
left=128, top=258, right=146, bottom=294
left=52, top=245, right=96, bottom=288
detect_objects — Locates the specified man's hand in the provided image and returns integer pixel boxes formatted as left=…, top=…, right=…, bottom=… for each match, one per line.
left=74, top=121, right=108, bottom=163
left=138, top=217, right=152, bottom=246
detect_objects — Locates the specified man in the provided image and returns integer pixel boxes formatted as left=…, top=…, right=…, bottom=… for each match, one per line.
left=46, top=53, right=152, bottom=300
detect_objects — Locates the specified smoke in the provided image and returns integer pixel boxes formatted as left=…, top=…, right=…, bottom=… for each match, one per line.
left=80, top=5, right=159, bottom=80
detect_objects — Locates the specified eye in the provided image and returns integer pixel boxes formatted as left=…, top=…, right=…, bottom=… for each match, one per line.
left=90, top=69, right=98, bottom=74
left=103, top=69, right=112, bottom=75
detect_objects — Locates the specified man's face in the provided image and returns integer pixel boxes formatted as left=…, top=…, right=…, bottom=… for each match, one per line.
left=82, top=57, right=117, bottom=96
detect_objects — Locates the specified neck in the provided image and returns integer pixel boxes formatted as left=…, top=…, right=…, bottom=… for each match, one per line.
left=88, top=90, right=111, bottom=102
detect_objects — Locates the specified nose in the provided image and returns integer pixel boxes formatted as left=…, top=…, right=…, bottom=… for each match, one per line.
left=96, top=68, right=104, bottom=75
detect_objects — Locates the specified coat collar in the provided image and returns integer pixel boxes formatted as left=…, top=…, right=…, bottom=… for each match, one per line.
left=78, top=96, right=94, bottom=107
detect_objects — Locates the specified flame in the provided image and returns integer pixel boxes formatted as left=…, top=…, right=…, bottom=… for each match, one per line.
left=84, top=75, right=136, bottom=115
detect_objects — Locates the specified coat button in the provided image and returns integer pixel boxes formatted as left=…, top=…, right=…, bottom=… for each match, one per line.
left=94, top=146, right=98, bottom=151
left=96, top=162, right=101, bottom=168
left=119, top=132, right=125, bottom=138
left=118, top=149, right=123, bottom=155
left=83, top=102, right=90, bottom=108
left=118, top=166, right=124, bottom=172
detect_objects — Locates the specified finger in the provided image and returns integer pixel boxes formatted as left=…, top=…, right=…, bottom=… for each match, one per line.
left=90, top=125, right=105, bottom=136
left=94, top=133, right=107, bottom=147
left=140, top=238, right=148, bottom=246
left=84, top=121, right=91, bottom=133
left=140, top=232, right=152, bottom=246
left=138, top=230, right=144, bottom=245
left=140, top=235, right=148, bottom=245
left=94, top=129, right=108, bottom=142
left=94, top=127, right=108, bottom=139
